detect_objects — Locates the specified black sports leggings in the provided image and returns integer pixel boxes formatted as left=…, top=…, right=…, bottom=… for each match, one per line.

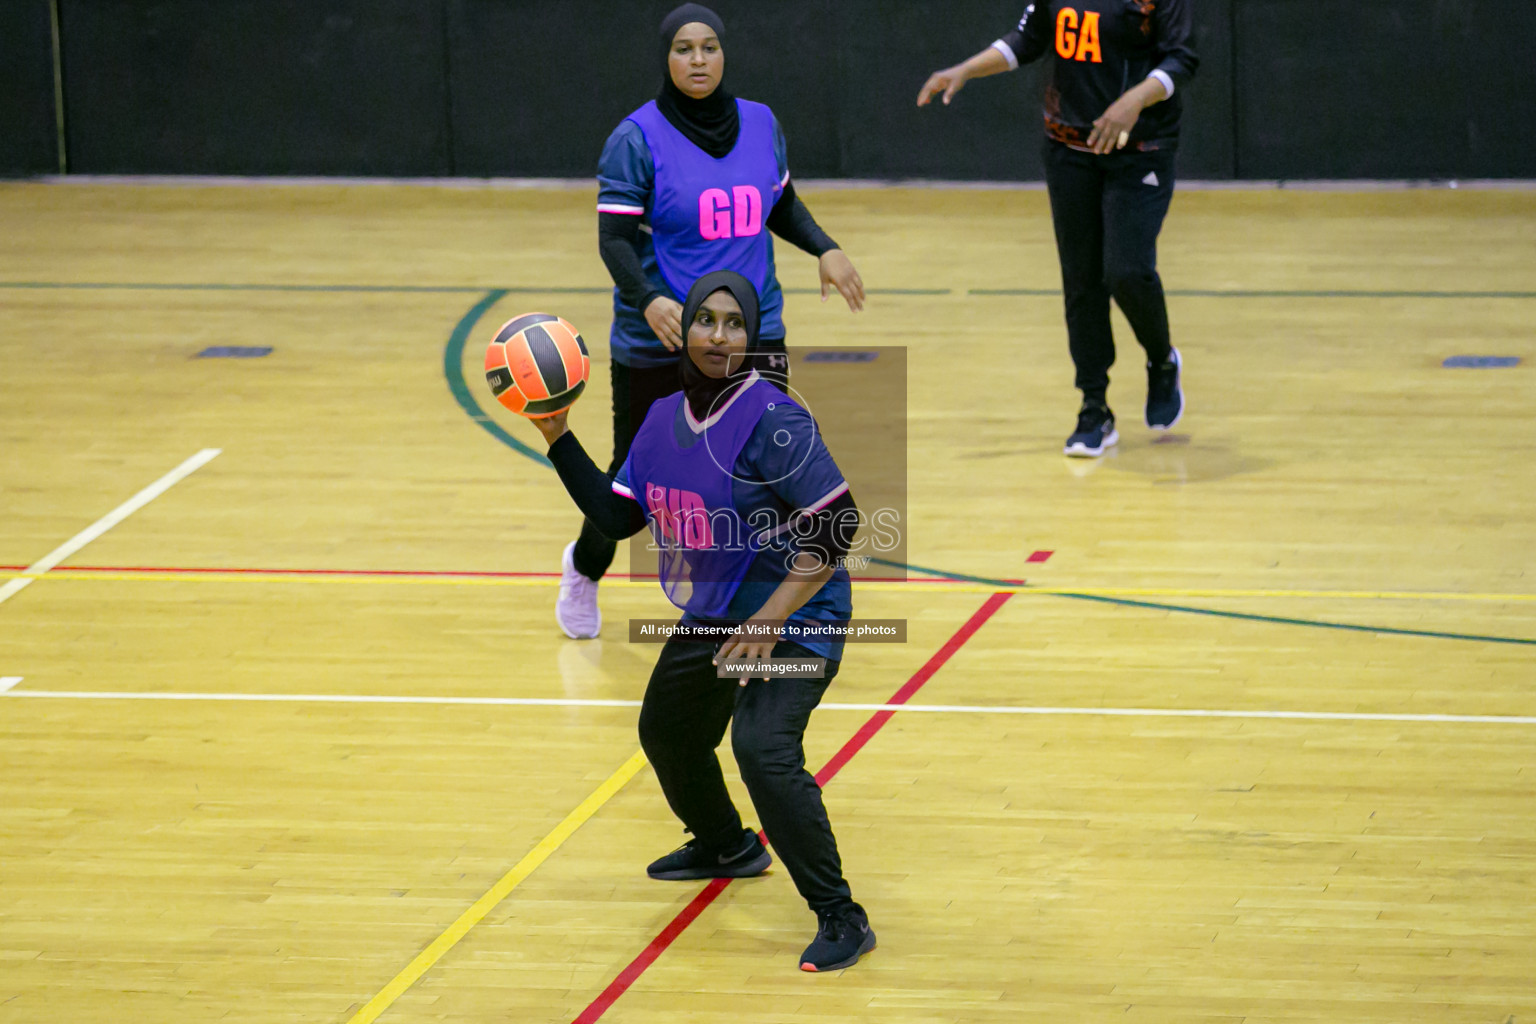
left=638, top=635, right=853, bottom=913
left=1043, top=140, right=1177, bottom=403
left=570, top=340, right=789, bottom=581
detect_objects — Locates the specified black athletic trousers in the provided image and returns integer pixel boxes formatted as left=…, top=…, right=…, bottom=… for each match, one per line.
left=1042, top=140, right=1177, bottom=404
left=571, top=340, right=790, bottom=582
left=638, top=635, right=853, bottom=913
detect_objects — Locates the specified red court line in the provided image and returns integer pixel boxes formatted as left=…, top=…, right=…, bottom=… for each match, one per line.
left=1027, top=550, right=1054, bottom=563
left=0, top=563, right=1006, bottom=585
left=572, top=591, right=1014, bottom=1024
left=0, top=564, right=639, bottom=580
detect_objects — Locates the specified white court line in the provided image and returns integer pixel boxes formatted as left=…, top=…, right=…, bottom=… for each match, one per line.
left=0, top=678, right=22, bottom=693
left=0, top=449, right=221, bottom=607
left=3, top=689, right=1534, bottom=725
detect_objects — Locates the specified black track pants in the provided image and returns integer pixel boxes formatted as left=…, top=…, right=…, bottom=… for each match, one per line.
left=1043, top=140, right=1177, bottom=403
left=637, top=635, right=854, bottom=913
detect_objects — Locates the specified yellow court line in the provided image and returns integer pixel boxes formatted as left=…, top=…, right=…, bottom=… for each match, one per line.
left=1038, top=586, right=1536, bottom=603
left=14, top=570, right=1536, bottom=603
left=344, top=748, right=649, bottom=1024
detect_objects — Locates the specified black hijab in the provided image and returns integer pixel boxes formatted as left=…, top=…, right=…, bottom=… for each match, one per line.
left=679, top=270, right=760, bottom=422
left=655, top=4, right=739, bottom=159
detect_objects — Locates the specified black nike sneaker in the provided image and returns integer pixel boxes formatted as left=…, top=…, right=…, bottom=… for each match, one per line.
left=800, top=901, right=876, bottom=972
left=1064, top=399, right=1118, bottom=457
left=1145, top=347, right=1184, bottom=430
left=645, top=828, right=772, bottom=881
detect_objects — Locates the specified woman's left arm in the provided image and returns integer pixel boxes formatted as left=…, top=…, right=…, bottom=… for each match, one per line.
left=1085, top=78, right=1169, bottom=154
left=766, top=183, right=866, bottom=313
left=766, top=116, right=865, bottom=313
left=1150, top=0, right=1199, bottom=93
left=765, top=179, right=836, bottom=257
left=1085, top=0, right=1200, bottom=154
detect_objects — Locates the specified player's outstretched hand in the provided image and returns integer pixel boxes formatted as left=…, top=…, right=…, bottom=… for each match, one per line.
left=819, top=249, right=865, bottom=312
left=643, top=295, right=686, bottom=350
left=917, top=67, right=968, bottom=107
left=530, top=408, right=570, bottom=447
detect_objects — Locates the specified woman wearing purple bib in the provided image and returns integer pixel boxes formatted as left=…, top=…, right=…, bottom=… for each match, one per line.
left=556, top=3, right=865, bottom=640
left=530, top=271, right=876, bottom=973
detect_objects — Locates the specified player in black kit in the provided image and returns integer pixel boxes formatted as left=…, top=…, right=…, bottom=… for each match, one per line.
left=919, top=1, right=1199, bottom=457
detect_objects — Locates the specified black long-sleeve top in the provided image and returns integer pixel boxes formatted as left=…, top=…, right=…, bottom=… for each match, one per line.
left=546, top=431, right=648, bottom=540
left=598, top=179, right=839, bottom=316
left=994, top=0, right=1198, bottom=151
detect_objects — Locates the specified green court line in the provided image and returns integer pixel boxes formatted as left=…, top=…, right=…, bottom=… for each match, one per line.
left=867, top=557, right=1026, bottom=588
left=0, top=281, right=949, bottom=296
left=870, top=555, right=1536, bottom=647
left=442, top=289, right=551, bottom=467
left=10, top=281, right=1533, bottom=299
left=3, top=281, right=571, bottom=294
left=969, top=287, right=1536, bottom=299
left=783, top=287, right=951, bottom=295
left=436, top=286, right=1533, bottom=649
left=1055, top=591, right=1536, bottom=647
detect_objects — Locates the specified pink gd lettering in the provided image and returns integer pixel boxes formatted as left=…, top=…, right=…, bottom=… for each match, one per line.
left=645, top=484, right=673, bottom=541
left=645, top=483, right=712, bottom=548
left=697, top=185, right=763, bottom=240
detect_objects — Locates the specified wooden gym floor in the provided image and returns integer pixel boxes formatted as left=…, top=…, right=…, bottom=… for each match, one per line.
left=1, top=180, right=1533, bottom=1024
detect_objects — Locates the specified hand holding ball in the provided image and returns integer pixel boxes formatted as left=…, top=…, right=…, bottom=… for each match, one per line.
left=484, top=313, right=590, bottom=419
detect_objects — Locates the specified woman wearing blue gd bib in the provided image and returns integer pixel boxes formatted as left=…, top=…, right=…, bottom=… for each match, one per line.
left=556, top=3, right=865, bottom=640
left=529, top=271, right=875, bottom=973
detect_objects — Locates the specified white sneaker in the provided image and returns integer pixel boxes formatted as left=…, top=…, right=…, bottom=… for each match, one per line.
left=555, top=541, right=601, bottom=639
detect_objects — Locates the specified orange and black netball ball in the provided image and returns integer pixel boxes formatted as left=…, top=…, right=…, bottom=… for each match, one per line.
left=484, top=313, right=590, bottom=419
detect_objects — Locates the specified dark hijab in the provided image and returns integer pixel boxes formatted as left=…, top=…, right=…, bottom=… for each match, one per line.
left=655, top=3, right=739, bottom=159
left=679, top=270, right=760, bottom=421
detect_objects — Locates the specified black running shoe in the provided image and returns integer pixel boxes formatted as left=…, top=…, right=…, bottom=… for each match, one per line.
left=645, top=828, right=772, bottom=881
left=800, top=902, right=876, bottom=972
left=1063, top=400, right=1119, bottom=457
left=1145, top=347, right=1184, bottom=430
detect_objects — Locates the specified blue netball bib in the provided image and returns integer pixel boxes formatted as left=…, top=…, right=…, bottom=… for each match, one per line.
left=624, top=376, right=782, bottom=618
left=628, top=100, right=785, bottom=341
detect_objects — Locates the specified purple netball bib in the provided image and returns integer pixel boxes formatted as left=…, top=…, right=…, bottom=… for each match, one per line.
left=625, top=376, right=780, bottom=617
left=628, top=99, right=785, bottom=338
